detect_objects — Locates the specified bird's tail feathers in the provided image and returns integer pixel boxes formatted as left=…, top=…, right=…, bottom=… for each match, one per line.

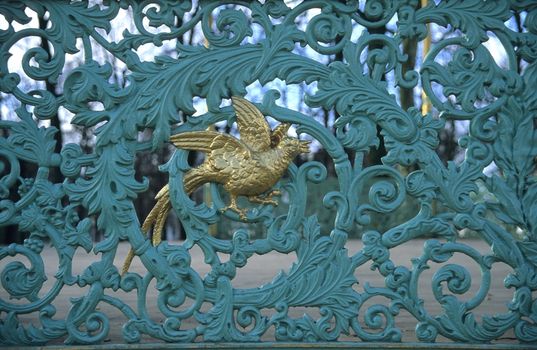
left=141, top=184, right=169, bottom=232
left=183, top=170, right=208, bottom=194
left=122, top=185, right=170, bottom=275
left=121, top=249, right=135, bottom=275
left=155, top=184, right=169, bottom=200
left=152, top=201, right=171, bottom=246
left=122, top=172, right=209, bottom=275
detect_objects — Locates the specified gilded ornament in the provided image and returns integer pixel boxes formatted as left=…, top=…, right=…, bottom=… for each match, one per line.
left=122, top=97, right=310, bottom=274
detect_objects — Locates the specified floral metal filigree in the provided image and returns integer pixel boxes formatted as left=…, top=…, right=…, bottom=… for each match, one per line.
left=0, top=0, right=536, bottom=346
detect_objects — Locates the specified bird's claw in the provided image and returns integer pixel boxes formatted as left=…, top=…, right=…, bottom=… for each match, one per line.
left=265, top=198, right=278, bottom=206
left=248, top=195, right=278, bottom=206
left=220, top=205, right=248, bottom=221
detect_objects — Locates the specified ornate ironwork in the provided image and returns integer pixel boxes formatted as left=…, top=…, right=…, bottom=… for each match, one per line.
left=0, top=0, right=536, bottom=346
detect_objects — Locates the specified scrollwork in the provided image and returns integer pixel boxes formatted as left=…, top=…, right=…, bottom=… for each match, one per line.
left=202, top=6, right=252, bottom=48
left=421, top=39, right=522, bottom=120
left=0, top=244, right=46, bottom=301
left=305, top=11, right=351, bottom=55
left=0, top=0, right=536, bottom=346
left=351, top=301, right=401, bottom=342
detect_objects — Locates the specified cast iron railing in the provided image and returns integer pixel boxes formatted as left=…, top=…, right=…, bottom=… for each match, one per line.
left=0, top=0, right=536, bottom=346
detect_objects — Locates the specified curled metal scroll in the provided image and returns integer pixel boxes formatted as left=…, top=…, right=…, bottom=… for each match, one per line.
left=0, top=0, right=536, bottom=346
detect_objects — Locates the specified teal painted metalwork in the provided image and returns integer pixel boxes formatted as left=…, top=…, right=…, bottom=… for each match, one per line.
left=0, top=0, right=536, bottom=346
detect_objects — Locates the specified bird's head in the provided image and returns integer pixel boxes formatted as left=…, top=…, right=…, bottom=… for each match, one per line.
left=279, top=137, right=311, bottom=156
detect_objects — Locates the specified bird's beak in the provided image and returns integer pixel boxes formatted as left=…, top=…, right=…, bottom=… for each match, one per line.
left=300, top=140, right=311, bottom=153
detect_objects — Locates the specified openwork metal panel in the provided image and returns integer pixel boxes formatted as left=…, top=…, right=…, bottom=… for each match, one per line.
left=0, top=0, right=536, bottom=346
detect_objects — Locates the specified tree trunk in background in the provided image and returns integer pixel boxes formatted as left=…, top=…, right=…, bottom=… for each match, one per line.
left=437, top=119, right=459, bottom=164
left=0, top=93, right=16, bottom=244
left=39, top=17, right=63, bottom=185
left=364, top=25, right=387, bottom=167
left=0, top=18, right=64, bottom=244
left=400, top=37, right=418, bottom=111
left=134, top=15, right=191, bottom=243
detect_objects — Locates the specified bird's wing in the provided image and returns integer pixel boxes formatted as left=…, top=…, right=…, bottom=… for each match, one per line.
left=232, top=96, right=271, bottom=152
left=170, top=130, right=249, bottom=156
left=270, top=123, right=290, bottom=147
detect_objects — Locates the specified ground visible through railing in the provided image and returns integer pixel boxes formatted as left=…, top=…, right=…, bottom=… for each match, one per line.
left=1, top=239, right=530, bottom=348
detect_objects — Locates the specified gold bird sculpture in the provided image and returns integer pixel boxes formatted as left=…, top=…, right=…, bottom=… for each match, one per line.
left=122, top=96, right=310, bottom=274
